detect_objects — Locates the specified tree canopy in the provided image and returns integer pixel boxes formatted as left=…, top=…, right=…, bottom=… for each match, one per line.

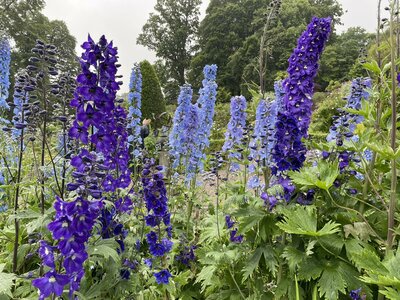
left=137, top=0, right=201, bottom=103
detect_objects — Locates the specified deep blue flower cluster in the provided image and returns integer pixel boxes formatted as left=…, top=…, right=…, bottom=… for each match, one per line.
left=0, top=36, right=11, bottom=110
left=127, top=63, right=142, bottom=158
left=272, top=17, right=331, bottom=176
left=34, top=35, right=131, bottom=298
left=225, top=215, right=243, bottom=243
left=248, top=82, right=284, bottom=189
left=175, top=243, right=196, bottom=266
left=142, top=159, right=173, bottom=284
left=222, top=96, right=247, bottom=172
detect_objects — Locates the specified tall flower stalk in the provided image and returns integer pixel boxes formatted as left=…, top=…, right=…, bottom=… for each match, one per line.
left=222, top=96, right=247, bottom=172
left=34, top=35, right=130, bottom=298
left=0, top=36, right=11, bottom=111
left=127, top=64, right=142, bottom=164
left=10, top=70, right=32, bottom=273
left=387, top=1, right=398, bottom=251
left=272, top=17, right=331, bottom=176
left=142, top=159, right=173, bottom=284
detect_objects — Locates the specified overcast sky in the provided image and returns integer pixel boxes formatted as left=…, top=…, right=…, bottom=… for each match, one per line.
left=43, top=0, right=379, bottom=93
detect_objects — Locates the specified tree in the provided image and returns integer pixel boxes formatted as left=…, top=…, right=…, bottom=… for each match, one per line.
left=137, top=0, right=201, bottom=103
left=140, top=60, right=166, bottom=128
left=190, top=0, right=344, bottom=97
left=189, top=0, right=268, bottom=96
left=0, top=0, right=78, bottom=86
left=318, top=27, right=375, bottom=88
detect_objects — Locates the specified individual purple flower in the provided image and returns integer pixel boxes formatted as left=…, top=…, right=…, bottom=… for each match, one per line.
left=154, top=269, right=172, bottom=285
left=175, top=243, right=196, bottom=266
left=261, top=192, right=278, bottom=210
left=32, top=271, right=69, bottom=300
left=349, top=288, right=365, bottom=300
left=225, top=215, right=243, bottom=243
left=222, top=96, right=247, bottom=172
left=38, top=241, right=56, bottom=269
left=225, top=215, right=235, bottom=229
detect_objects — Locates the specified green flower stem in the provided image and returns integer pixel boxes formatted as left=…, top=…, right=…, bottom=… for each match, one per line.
left=387, top=0, right=398, bottom=252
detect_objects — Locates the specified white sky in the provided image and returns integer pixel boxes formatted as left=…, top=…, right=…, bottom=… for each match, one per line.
left=43, top=0, right=379, bottom=93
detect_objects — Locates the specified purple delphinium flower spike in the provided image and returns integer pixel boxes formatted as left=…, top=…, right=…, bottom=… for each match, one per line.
left=142, top=159, right=173, bottom=284
left=36, top=35, right=131, bottom=298
left=272, top=17, right=331, bottom=176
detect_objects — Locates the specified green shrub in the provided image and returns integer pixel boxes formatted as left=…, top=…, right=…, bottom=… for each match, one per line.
left=140, top=60, right=166, bottom=128
left=309, top=82, right=351, bottom=140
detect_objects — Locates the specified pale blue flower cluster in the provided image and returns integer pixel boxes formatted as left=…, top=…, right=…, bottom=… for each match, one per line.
left=127, top=64, right=143, bottom=158
left=0, top=36, right=11, bottom=110
left=222, top=96, right=247, bottom=172
left=169, top=65, right=218, bottom=182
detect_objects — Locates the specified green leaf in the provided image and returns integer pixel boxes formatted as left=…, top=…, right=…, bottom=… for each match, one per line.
left=262, top=245, right=278, bottom=275
left=318, top=264, right=347, bottom=300
left=297, top=258, right=324, bottom=281
left=288, top=170, right=319, bottom=187
left=282, top=246, right=306, bottom=272
left=87, top=240, right=120, bottom=263
left=380, top=287, right=400, bottom=300
left=288, top=161, right=339, bottom=191
left=0, top=269, right=16, bottom=297
left=195, top=265, right=217, bottom=292
left=344, top=222, right=375, bottom=241
left=242, top=247, right=263, bottom=282
left=277, top=206, right=340, bottom=237
left=363, top=60, right=380, bottom=75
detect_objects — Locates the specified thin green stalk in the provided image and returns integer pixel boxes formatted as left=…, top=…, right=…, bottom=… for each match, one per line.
left=229, top=267, right=246, bottom=300
left=186, top=175, right=197, bottom=238
left=13, top=109, right=25, bottom=274
left=387, top=0, right=398, bottom=251
left=216, top=173, right=221, bottom=240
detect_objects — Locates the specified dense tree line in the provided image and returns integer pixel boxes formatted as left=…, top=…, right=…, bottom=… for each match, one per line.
left=140, top=0, right=374, bottom=103
left=0, top=0, right=78, bottom=97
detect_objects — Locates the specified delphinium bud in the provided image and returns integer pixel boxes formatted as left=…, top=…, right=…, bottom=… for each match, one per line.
left=222, top=96, right=247, bottom=172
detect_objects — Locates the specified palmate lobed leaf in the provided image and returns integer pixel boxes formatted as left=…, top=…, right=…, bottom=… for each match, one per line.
left=0, top=265, right=15, bottom=297
left=277, top=206, right=340, bottom=237
left=318, top=263, right=347, bottom=300
left=288, top=161, right=339, bottom=191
